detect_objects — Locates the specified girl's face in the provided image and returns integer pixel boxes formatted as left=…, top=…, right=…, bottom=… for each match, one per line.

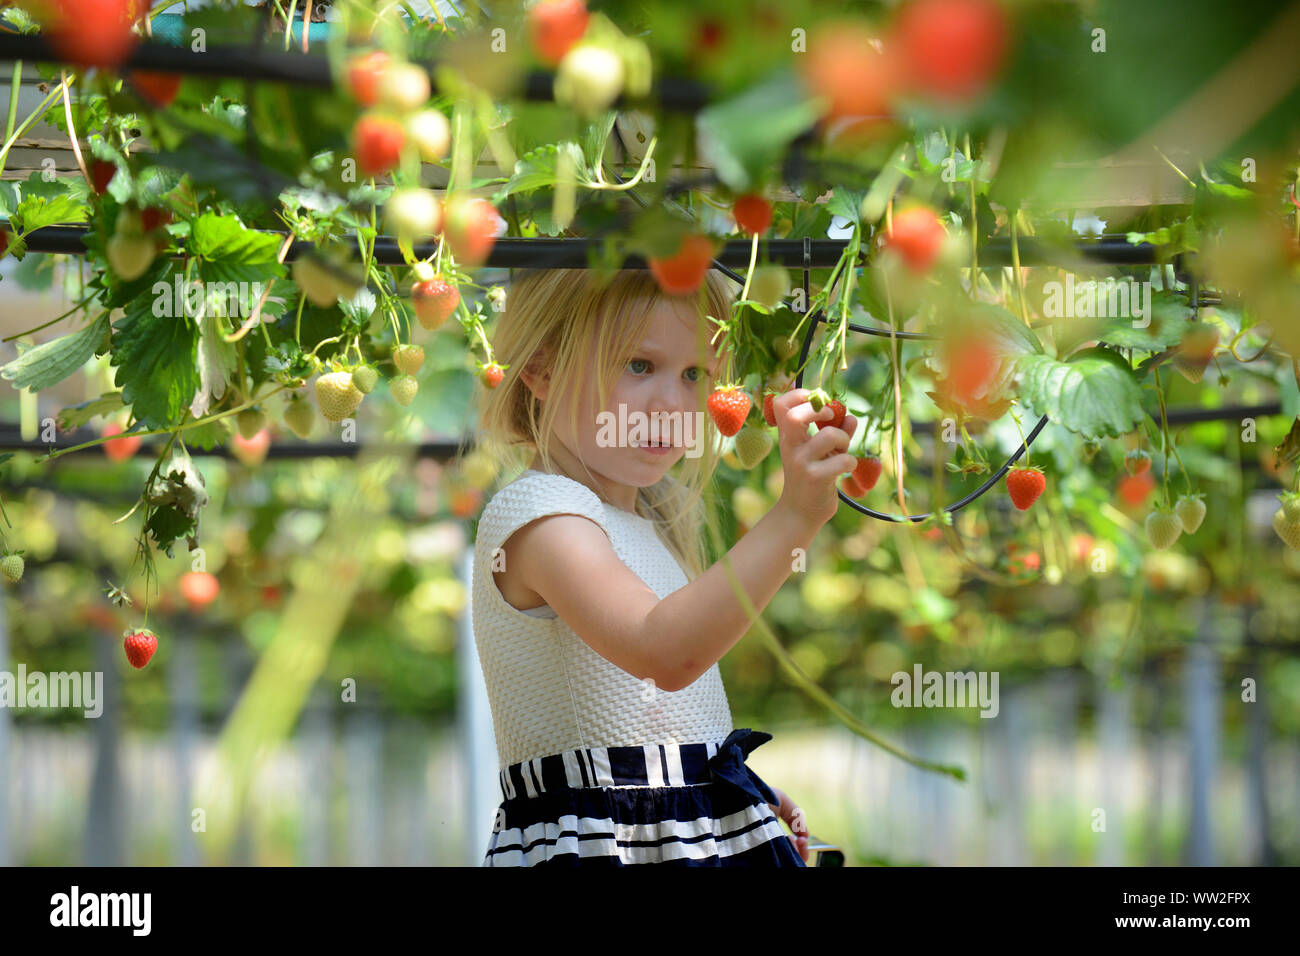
left=532, top=295, right=719, bottom=507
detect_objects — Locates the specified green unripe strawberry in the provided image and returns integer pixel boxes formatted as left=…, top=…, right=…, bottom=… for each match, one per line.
left=1145, top=508, right=1182, bottom=550
left=733, top=426, right=773, bottom=470
left=391, top=374, right=419, bottom=406
left=806, top=387, right=829, bottom=412
left=237, top=406, right=267, bottom=440
left=283, top=395, right=315, bottom=439
left=393, top=344, right=425, bottom=376
left=351, top=365, right=379, bottom=395
left=749, top=265, right=789, bottom=310
left=1174, top=493, right=1206, bottom=534
left=1281, top=493, right=1300, bottom=524
left=1, top=551, right=24, bottom=584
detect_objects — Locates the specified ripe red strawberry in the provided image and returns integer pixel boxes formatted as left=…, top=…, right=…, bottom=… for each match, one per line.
left=1006, top=465, right=1045, bottom=510
left=442, top=196, right=501, bottom=267
left=884, top=205, right=946, bottom=273
left=816, top=399, right=847, bottom=431
left=841, top=473, right=867, bottom=499
left=0, top=228, right=8, bottom=257
left=707, top=385, right=751, bottom=437
left=179, top=571, right=219, bottom=610
left=1117, top=472, right=1155, bottom=507
left=91, top=160, right=116, bottom=196
left=762, top=391, right=778, bottom=427
left=801, top=21, right=901, bottom=122
left=130, top=70, right=182, bottom=106
left=529, top=0, right=590, bottom=66
left=102, top=421, right=141, bottom=461
left=123, top=628, right=158, bottom=669
left=1124, top=448, right=1151, bottom=477
left=411, top=277, right=460, bottom=330
left=648, top=234, right=716, bottom=295
left=353, top=114, right=406, bottom=178
left=46, top=0, right=138, bottom=70
left=481, top=362, right=506, bottom=389
left=892, top=0, right=1011, bottom=103
left=140, top=207, right=172, bottom=232
left=853, top=453, right=883, bottom=490
left=732, top=194, right=773, bottom=236
left=347, top=50, right=390, bottom=106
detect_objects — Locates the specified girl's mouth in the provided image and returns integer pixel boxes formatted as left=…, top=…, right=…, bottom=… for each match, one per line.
left=636, top=441, right=676, bottom=455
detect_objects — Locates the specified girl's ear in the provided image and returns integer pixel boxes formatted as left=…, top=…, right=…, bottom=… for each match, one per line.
left=520, top=354, right=551, bottom=399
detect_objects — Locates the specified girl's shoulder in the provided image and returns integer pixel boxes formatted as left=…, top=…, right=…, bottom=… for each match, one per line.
left=477, top=469, right=610, bottom=548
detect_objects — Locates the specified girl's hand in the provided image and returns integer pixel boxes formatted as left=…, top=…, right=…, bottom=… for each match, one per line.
left=771, top=388, right=858, bottom=530
left=766, top=785, right=810, bottom=864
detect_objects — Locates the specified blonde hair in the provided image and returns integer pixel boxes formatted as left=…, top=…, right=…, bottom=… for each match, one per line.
left=473, top=268, right=738, bottom=580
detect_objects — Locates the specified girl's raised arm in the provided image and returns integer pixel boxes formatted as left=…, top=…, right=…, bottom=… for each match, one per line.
left=510, top=388, right=855, bottom=693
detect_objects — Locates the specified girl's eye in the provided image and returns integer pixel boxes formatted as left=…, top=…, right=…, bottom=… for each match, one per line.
left=684, top=367, right=703, bottom=382
left=628, top=359, right=650, bottom=374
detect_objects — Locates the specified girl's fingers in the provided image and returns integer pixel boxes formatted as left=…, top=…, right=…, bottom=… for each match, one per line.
left=808, top=454, right=859, bottom=481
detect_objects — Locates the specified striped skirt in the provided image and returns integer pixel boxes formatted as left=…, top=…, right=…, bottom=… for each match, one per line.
left=482, top=728, right=807, bottom=867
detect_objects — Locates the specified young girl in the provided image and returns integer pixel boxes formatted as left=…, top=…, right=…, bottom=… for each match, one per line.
left=470, top=267, right=858, bottom=866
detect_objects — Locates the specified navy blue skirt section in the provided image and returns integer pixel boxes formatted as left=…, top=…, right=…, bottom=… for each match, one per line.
left=483, top=729, right=807, bottom=867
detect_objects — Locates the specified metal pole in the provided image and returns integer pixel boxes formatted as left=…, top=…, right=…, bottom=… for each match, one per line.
left=456, top=546, right=497, bottom=866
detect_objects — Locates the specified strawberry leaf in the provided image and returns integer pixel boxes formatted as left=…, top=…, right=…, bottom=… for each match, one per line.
left=1013, top=348, right=1145, bottom=439
left=109, top=280, right=203, bottom=431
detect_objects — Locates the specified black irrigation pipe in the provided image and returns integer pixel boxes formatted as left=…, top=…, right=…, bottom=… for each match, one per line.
left=0, top=33, right=716, bottom=112
left=9, top=225, right=1168, bottom=271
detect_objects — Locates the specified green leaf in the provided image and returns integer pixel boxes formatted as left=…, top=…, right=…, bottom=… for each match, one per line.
left=0, top=314, right=111, bottom=391
left=1013, top=348, right=1145, bottom=439
left=55, top=392, right=125, bottom=432
left=109, top=291, right=202, bottom=430
left=189, top=212, right=283, bottom=263
left=695, top=69, right=823, bottom=195
left=13, top=190, right=89, bottom=233
left=490, top=142, right=587, bottom=204
left=1091, top=290, right=1190, bottom=350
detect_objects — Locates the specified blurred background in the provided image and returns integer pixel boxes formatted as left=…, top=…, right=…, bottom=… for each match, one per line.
left=2, top=0, right=1299, bottom=866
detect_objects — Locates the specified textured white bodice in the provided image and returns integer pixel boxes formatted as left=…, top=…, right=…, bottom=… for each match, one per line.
left=471, top=469, right=734, bottom=769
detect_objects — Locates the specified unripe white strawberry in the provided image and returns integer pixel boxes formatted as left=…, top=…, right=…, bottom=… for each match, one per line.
left=378, top=62, right=431, bottom=112
left=1174, top=493, right=1206, bottom=534
left=390, top=374, right=419, bottom=407
left=554, top=45, right=624, bottom=118
left=408, top=109, right=451, bottom=162
left=293, top=256, right=342, bottom=307
left=315, top=371, right=364, bottom=422
left=386, top=187, right=441, bottom=242
left=1145, top=508, right=1182, bottom=550
left=107, top=210, right=156, bottom=281
left=733, top=426, right=773, bottom=470
left=1274, top=508, right=1300, bottom=550
left=393, top=344, right=425, bottom=375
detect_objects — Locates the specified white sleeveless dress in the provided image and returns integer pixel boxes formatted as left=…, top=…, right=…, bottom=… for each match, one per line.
left=471, top=469, right=805, bottom=866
